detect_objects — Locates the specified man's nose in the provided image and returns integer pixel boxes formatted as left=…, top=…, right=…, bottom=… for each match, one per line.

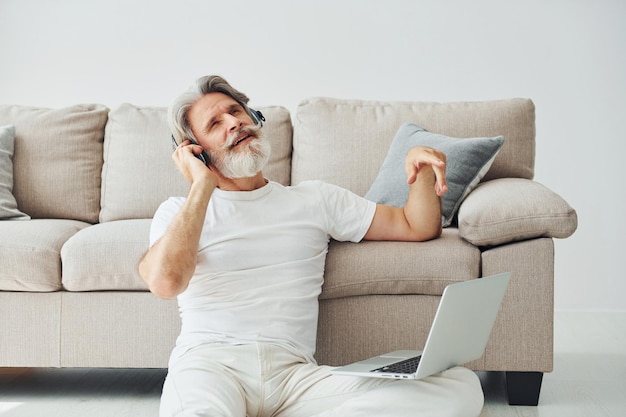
left=224, top=114, right=242, bottom=131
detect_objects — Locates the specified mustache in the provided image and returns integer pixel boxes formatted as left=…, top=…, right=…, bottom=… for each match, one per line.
left=223, top=124, right=262, bottom=149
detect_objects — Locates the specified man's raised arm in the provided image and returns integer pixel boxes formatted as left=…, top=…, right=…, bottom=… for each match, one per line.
left=139, top=141, right=217, bottom=299
left=364, top=146, right=447, bottom=242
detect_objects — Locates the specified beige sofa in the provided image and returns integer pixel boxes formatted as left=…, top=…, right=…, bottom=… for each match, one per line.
left=0, top=97, right=577, bottom=406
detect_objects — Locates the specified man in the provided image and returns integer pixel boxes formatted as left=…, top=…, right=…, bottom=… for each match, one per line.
left=139, top=75, right=484, bottom=417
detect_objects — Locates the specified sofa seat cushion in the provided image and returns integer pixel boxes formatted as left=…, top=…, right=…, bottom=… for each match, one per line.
left=0, top=219, right=90, bottom=291
left=61, top=219, right=151, bottom=291
left=321, top=228, right=480, bottom=300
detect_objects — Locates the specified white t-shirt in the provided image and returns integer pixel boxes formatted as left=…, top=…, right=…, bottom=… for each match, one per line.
left=149, top=180, right=376, bottom=364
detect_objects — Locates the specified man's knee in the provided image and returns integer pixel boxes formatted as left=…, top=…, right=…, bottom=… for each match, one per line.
left=159, top=369, right=247, bottom=417
left=436, top=367, right=484, bottom=417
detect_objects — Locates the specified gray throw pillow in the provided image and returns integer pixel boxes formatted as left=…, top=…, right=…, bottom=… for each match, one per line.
left=365, top=122, right=504, bottom=227
left=0, top=125, right=30, bottom=220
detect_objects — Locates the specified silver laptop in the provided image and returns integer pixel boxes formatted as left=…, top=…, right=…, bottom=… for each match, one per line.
left=331, top=272, right=510, bottom=380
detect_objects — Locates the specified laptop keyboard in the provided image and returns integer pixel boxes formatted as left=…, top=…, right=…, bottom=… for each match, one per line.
left=372, top=355, right=422, bottom=374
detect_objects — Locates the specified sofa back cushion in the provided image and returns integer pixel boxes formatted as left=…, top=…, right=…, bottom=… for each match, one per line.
left=0, top=104, right=109, bottom=223
left=292, top=98, right=535, bottom=196
left=100, top=104, right=293, bottom=222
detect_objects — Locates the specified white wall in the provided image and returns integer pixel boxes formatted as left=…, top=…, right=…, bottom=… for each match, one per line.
left=1, top=0, right=624, bottom=311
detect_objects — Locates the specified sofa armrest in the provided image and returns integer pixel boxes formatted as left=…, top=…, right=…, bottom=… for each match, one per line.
left=458, top=178, right=577, bottom=246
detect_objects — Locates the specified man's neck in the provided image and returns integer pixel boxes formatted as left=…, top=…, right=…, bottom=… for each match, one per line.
left=216, top=172, right=267, bottom=192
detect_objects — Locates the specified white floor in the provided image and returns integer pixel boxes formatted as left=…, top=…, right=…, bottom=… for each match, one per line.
left=0, top=311, right=624, bottom=417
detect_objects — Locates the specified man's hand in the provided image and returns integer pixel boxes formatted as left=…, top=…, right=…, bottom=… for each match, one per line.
left=405, top=146, right=448, bottom=196
left=173, top=140, right=219, bottom=189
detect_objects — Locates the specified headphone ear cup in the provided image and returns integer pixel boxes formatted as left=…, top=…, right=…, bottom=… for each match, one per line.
left=197, top=150, right=210, bottom=166
left=250, top=108, right=265, bottom=127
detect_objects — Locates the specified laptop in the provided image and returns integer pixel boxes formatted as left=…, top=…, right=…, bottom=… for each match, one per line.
left=331, top=272, right=510, bottom=380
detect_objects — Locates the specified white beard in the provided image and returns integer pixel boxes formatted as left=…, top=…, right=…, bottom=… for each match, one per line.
left=210, top=128, right=271, bottom=179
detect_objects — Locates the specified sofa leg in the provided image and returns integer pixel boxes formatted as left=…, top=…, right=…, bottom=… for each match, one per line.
left=505, top=371, right=544, bottom=406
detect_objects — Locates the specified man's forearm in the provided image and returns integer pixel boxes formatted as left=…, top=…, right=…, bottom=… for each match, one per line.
left=139, top=180, right=213, bottom=299
left=403, top=166, right=442, bottom=240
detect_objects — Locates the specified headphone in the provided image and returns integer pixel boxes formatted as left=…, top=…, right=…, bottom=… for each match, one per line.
left=170, top=107, right=265, bottom=167
left=250, top=108, right=265, bottom=127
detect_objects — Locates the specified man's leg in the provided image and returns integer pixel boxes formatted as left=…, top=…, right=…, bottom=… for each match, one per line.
left=308, top=366, right=485, bottom=417
left=159, top=344, right=261, bottom=417
left=267, top=347, right=483, bottom=417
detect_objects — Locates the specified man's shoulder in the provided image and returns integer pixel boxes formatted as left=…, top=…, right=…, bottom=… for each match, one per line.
left=162, top=196, right=187, bottom=206
left=287, top=179, right=343, bottom=192
left=154, top=196, right=187, bottom=217
left=287, top=179, right=324, bottom=189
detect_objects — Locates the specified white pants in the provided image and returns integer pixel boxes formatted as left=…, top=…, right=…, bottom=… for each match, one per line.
left=160, top=343, right=484, bottom=417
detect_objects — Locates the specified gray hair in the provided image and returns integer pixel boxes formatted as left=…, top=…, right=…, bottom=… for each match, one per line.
left=168, top=75, right=252, bottom=145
